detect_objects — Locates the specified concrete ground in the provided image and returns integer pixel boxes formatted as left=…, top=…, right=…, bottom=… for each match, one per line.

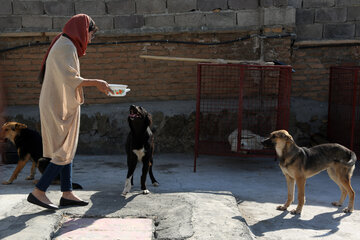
left=0, top=153, right=359, bottom=239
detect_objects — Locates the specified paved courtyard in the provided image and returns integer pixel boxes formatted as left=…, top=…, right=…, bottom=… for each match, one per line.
left=0, top=153, right=359, bottom=239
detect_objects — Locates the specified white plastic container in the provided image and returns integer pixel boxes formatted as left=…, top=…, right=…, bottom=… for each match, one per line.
left=108, top=84, right=131, bottom=97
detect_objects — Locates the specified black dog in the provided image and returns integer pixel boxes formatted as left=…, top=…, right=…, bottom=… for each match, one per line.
left=122, top=105, right=159, bottom=196
left=1, top=122, right=82, bottom=189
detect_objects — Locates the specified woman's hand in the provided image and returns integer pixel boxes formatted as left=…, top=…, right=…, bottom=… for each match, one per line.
left=94, top=80, right=113, bottom=95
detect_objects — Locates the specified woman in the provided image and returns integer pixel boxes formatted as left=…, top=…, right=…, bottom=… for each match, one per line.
left=27, top=14, right=112, bottom=210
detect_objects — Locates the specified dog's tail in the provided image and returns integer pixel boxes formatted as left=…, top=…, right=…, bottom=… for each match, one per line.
left=348, top=151, right=357, bottom=166
left=342, top=150, right=357, bottom=167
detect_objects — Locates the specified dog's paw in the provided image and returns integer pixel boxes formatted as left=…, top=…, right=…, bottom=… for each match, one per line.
left=26, top=176, right=34, bottom=180
left=276, top=205, right=287, bottom=211
left=2, top=181, right=12, bottom=185
left=290, top=209, right=301, bottom=215
left=143, top=189, right=150, bottom=195
left=152, top=182, right=159, bottom=187
left=331, top=201, right=342, bottom=207
left=343, top=207, right=353, bottom=213
left=121, top=191, right=128, bottom=197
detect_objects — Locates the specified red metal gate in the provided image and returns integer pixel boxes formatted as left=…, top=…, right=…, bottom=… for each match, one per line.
left=328, top=66, right=360, bottom=156
left=194, top=63, right=292, bottom=171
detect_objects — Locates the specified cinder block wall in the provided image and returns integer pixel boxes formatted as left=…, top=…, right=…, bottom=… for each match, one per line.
left=295, top=0, right=360, bottom=40
left=0, top=0, right=295, bottom=36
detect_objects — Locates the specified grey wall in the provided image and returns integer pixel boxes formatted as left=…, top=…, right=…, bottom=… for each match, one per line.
left=0, top=0, right=296, bottom=35
left=294, top=0, right=360, bottom=40
left=1, top=1, right=359, bottom=40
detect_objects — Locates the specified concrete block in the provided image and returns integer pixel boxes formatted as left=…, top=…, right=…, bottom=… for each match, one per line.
left=264, top=7, right=296, bottom=25
left=296, top=9, right=314, bottom=25
left=53, top=16, right=70, bottom=30
left=198, top=0, right=228, bottom=11
left=135, top=0, right=166, bottom=14
left=0, top=16, right=22, bottom=29
left=348, top=6, right=360, bottom=21
left=0, top=0, right=12, bottom=15
left=296, top=24, right=323, bottom=40
left=13, top=1, right=44, bottom=15
left=273, top=0, right=288, bottom=7
left=114, top=15, right=144, bottom=29
left=315, top=8, right=346, bottom=23
left=44, top=1, right=74, bottom=16
left=92, top=16, right=113, bottom=30
left=75, top=1, right=106, bottom=15
left=303, top=0, right=335, bottom=8
left=288, top=0, right=302, bottom=8
left=175, top=13, right=205, bottom=27
left=228, top=0, right=258, bottom=10
left=145, top=15, right=175, bottom=28
left=323, top=23, right=355, bottom=39
left=107, top=0, right=135, bottom=15
left=168, top=0, right=197, bottom=13
left=57, top=218, right=153, bottom=240
left=237, top=10, right=260, bottom=27
left=205, top=12, right=236, bottom=28
left=22, top=15, right=52, bottom=29
left=260, top=0, right=274, bottom=7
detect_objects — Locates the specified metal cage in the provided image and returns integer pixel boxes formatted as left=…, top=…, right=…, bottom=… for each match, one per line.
left=328, top=66, right=360, bottom=156
left=194, top=63, right=292, bottom=171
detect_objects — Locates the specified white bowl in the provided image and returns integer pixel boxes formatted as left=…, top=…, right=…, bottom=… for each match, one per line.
left=108, top=84, right=131, bottom=97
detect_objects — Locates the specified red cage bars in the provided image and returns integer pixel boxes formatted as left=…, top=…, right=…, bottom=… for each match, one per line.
left=328, top=66, right=360, bottom=156
left=194, top=63, right=292, bottom=172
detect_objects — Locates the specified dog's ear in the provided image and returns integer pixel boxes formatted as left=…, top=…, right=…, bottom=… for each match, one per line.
left=280, top=131, right=294, bottom=143
left=16, top=123, right=27, bottom=129
left=11, top=123, right=27, bottom=131
left=286, top=134, right=294, bottom=142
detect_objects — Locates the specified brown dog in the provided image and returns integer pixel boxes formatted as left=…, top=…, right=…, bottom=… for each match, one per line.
left=1, top=122, right=82, bottom=189
left=1, top=122, right=44, bottom=184
left=262, top=130, right=356, bottom=214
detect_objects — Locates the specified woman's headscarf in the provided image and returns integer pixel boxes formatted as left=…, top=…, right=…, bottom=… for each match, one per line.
left=38, top=14, right=91, bottom=84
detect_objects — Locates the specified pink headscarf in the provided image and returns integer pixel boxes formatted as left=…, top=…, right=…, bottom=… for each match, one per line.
left=38, top=14, right=91, bottom=83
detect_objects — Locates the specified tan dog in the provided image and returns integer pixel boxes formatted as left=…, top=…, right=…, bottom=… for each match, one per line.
left=262, top=130, right=356, bottom=214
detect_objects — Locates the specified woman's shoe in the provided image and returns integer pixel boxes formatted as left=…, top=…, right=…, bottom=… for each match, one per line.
left=59, top=197, right=89, bottom=206
left=27, top=193, right=59, bottom=210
